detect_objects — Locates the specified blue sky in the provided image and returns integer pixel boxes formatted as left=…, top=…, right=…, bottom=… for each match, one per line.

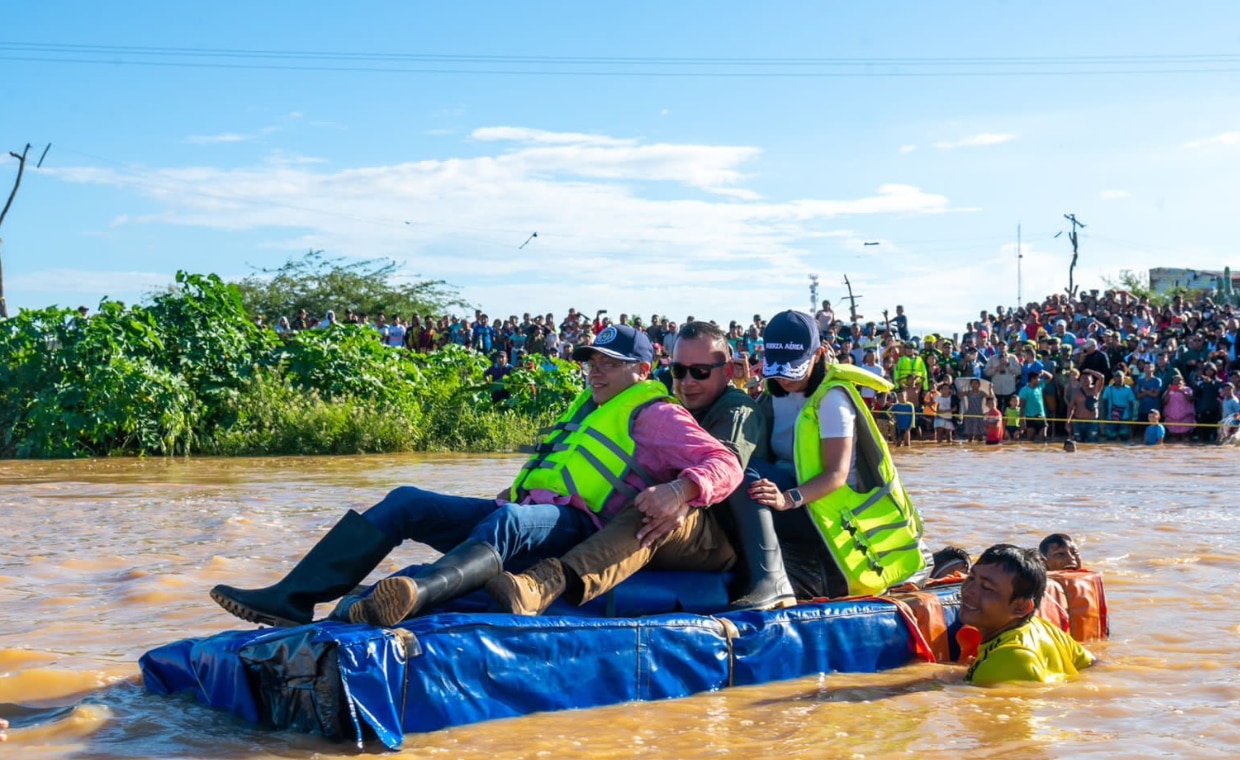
left=2, top=2, right=1239, bottom=335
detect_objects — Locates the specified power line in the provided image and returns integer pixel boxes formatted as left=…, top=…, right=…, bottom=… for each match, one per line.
left=2, top=42, right=1240, bottom=78
left=5, top=42, right=1240, bottom=66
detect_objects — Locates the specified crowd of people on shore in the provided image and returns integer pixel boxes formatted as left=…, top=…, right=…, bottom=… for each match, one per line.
left=848, top=289, right=1240, bottom=446
left=261, top=286, right=1240, bottom=446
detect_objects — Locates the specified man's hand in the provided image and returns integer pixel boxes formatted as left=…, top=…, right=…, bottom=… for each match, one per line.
left=634, top=483, right=691, bottom=547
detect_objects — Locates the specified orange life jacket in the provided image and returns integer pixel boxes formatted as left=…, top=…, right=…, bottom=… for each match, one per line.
left=1037, top=577, right=1071, bottom=632
left=889, top=590, right=951, bottom=664
left=1048, top=568, right=1109, bottom=641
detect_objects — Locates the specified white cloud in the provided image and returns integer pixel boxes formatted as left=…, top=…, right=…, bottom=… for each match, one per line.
left=187, top=133, right=250, bottom=145
left=1184, top=131, right=1240, bottom=149
left=1100, top=189, right=1131, bottom=200
left=934, top=133, right=1016, bottom=150
left=263, top=152, right=328, bottom=167
left=471, top=126, right=636, bottom=148
left=899, top=144, right=917, bottom=154
left=186, top=126, right=279, bottom=145
left=45, top=127, right=964, bottom=329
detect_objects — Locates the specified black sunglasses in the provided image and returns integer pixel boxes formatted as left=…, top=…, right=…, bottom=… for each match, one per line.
left=671, top=360, right=728, bottom=380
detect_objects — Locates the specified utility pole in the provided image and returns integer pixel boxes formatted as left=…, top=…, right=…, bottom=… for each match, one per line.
left=842, top=274, right=863, bottom=323
left=1059, top=213, right=1087, bottom=299
left=1016, top=223, right=1023, bottom=306
left=0, top=143, right=33, bottom=319
left=808, top=274, right=819, bottom=313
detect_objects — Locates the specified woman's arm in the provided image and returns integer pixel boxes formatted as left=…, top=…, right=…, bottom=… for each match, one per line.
left=748, top=435, right=852, bottom=511
left=798, top=436, right=853, bottom=504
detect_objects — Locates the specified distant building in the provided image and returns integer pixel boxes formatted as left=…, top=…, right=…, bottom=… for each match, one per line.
left=1148, top=267, right=1239, bottom=295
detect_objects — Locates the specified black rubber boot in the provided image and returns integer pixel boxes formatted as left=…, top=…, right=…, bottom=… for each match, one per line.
left=210, top=509, right=396, bottom=627
left=726, top=494, right=796, bottom=611
left=351, top=540, right=502, bottom=627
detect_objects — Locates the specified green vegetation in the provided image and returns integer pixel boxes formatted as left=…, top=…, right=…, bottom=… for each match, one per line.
left=0, top=272, right=583, bottom=458
left=233, top=249, right=468, bottom=322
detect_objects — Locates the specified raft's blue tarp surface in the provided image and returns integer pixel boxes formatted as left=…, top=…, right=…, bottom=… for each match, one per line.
left=141, top=572, right=959, bottom=749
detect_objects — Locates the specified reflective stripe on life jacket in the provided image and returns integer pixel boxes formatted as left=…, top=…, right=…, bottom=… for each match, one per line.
left=509, top=380, right=671, bottom=512
left=793, top=363, right=930, bottom=596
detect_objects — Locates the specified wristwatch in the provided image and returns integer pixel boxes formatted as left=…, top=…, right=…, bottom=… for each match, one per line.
left=786, top=488, right=806, bottom=508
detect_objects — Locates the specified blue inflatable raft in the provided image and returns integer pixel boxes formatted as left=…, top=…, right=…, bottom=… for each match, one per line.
left=141, top=571, right=963, bottom=749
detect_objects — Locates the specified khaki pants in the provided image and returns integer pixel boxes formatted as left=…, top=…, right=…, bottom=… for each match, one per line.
left=561, top=503, right=736, bottom=605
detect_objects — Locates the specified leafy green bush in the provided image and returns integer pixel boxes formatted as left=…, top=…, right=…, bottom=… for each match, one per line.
left=0, top=270, right=585, bottom=458
left=275, top=322, right=424, bottom=401
left=0, top=302, right=198, bottom=456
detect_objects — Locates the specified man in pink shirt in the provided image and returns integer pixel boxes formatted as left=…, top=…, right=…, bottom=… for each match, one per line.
left=211, top=324, right=742, bottom=628
left=486, top=320, right=777, bottom=616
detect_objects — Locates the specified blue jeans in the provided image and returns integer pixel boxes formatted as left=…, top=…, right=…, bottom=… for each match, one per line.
left=745, top=459, right=798, bottom=492
left=1074, top=421, right=1099, bottom=442
left=362, top=486, right=598, bottom=572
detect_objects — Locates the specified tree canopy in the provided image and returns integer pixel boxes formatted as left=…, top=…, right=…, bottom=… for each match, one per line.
left=233, top=250, right=468, bottom=321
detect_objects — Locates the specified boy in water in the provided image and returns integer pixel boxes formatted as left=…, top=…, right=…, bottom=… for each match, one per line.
left=1038, top=533, right=1083, bottom=571
left=1219, top=383, right=1240, bottom=443
left=1004, top=396, right=1023, bottom=441
left=931, top=545, right=972, bottom=579
left=984, top=397, right=1004, bottom=445
left=891, top=389, right=916, bottom=447
left=934, top=381, right=956, bottom=443
left=1145, top=409, right=1166, bottom=446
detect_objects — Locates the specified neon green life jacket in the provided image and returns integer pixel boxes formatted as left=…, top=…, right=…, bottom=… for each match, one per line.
left=509, top=380, right=671, bottom=513
left=894, top=354, right=928, bottom=390
left=793, top=363, right=928, bottom=595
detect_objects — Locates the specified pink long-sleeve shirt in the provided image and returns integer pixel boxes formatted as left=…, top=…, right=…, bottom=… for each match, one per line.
left=516, top=400, right=743, bottom=528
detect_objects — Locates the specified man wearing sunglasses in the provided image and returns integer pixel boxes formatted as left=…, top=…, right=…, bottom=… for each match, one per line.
left=487, top=321, right=791, bottom=616
left=212, top=323, right=743, bottom=628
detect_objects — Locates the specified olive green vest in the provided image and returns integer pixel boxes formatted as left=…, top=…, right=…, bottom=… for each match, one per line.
left=510, top=380, right=671, bottom=513
left=793, top=364, right=928, bottom=595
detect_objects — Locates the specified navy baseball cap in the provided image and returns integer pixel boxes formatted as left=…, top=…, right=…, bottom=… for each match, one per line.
left=762, top=310, right=821, bottom=381
left=572, top=324, right=654, bottom=364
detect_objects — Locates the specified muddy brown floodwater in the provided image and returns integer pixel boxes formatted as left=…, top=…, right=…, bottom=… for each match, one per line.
left=2, top=444, right=1239, bottom=758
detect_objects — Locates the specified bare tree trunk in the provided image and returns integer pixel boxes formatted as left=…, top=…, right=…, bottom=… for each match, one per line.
left=1067, top=243, right=1078, bottom=299
left=0, top=236, right=6, bottom=318
left=0, top=144, right=33, bottom=319
left=1062, top=213, right=1086, bottom=301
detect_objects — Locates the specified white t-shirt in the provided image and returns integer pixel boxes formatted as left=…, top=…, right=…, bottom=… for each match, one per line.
left=386, top=324, right=406, bottom=347
left=770, top=386, right=858, bottom=487
left=858, top=362, right=884, bottom=398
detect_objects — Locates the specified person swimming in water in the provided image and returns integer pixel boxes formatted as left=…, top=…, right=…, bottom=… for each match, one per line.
left=1038, top=533, right=1083, bottom=571
left=930, top=545, right=972, bottom=579
left=961, top=544, right=1095, bottom=685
